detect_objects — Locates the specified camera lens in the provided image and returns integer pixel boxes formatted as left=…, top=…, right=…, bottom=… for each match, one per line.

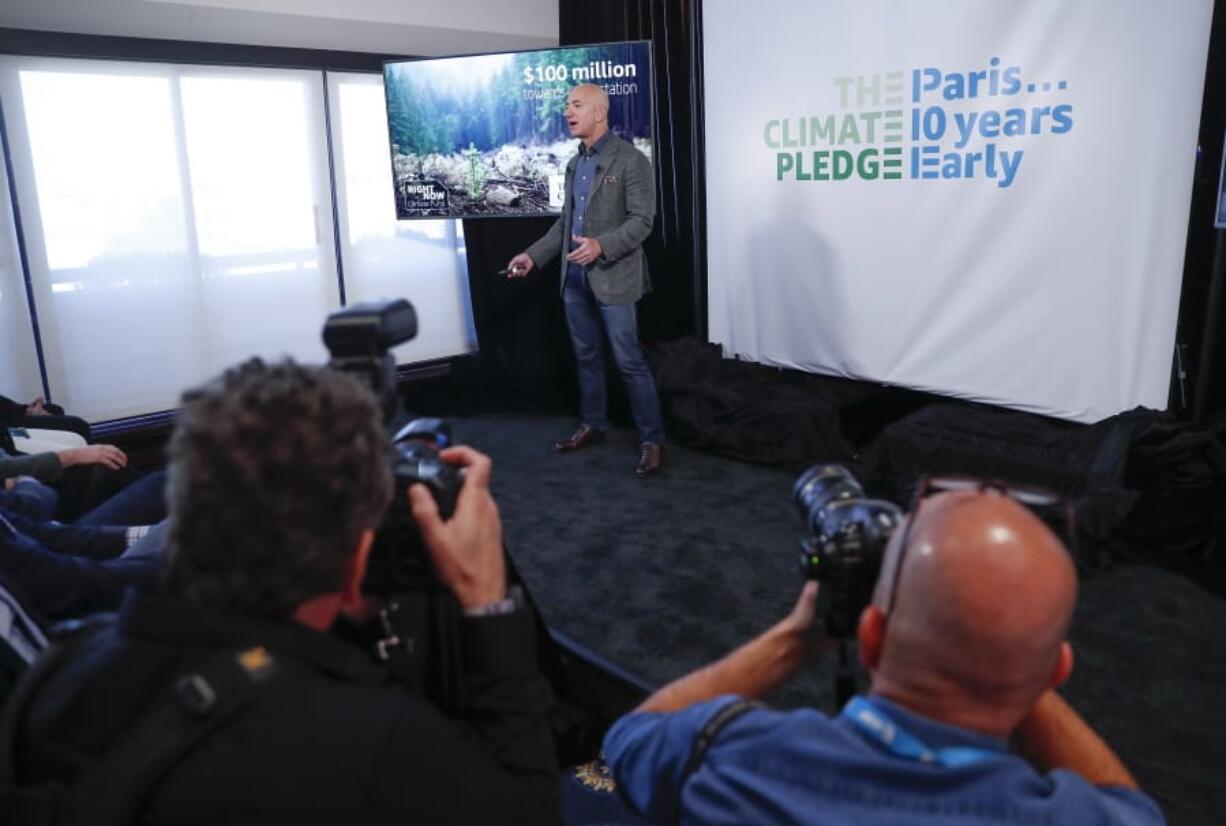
left=793, top=464, right=863, bottom=533
left=792, top=465, right=906, bottom=637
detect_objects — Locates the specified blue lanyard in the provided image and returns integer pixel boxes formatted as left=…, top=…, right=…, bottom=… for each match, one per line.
left=842, top=697, right=1000, bottom=769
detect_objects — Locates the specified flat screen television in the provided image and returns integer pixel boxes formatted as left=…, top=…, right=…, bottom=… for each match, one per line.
left=382, top=41, right=654, bottom=220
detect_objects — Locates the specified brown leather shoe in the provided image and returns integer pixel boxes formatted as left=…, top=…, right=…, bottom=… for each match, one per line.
left=554, top=424, right=606, bottom=452
left=635, top=443, right=663, bottom=477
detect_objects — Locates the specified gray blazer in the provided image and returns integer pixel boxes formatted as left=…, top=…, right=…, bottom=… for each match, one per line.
left=526, top=133, right=655, bottom=305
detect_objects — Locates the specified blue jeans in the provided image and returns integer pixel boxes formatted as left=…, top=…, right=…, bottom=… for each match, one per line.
left=563, top=276, right=664, bottom=445
left=0, top=471, right=168, bottom=560
left=0, top=478, right=59, bottom=522
left=76, top=470, right=167, bottom=527
left=11, top=514, right=127, bottom=560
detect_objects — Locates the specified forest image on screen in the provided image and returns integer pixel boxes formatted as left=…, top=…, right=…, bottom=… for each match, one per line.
left=383, top=41, right=653, bottom=220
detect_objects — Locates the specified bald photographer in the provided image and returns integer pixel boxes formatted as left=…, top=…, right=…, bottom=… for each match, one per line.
left=603, top=482, right=1164, bottom=825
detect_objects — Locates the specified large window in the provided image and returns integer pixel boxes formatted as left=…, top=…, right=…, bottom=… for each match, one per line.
left=327, top=71, right=475, bottom=366
left=0, top=57, right=476, bottom=422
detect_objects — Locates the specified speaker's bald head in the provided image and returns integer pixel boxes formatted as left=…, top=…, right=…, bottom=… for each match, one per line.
left=571, top=82, right=610, bottom=114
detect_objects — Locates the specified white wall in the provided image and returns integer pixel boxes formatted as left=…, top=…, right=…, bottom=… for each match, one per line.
left=0, top=0, right=558, bottom=57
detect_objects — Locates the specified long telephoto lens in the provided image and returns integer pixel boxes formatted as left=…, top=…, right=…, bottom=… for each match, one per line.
left=793, top=464, right=864, bottom=534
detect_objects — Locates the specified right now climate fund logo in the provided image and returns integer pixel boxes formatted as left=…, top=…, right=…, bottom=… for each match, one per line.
left=763, top=58, right=1075, bottom=189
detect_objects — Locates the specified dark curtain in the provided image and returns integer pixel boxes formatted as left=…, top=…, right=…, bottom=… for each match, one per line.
left=460, top=216, right=577, bottom=411
left=1182, top=0, right=1226, bottom=422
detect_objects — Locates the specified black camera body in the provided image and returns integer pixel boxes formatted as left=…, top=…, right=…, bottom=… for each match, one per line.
left=391, top=418, right=461, bottom=521
left=322, top=299, right=467, bottom=703
left=793, top=465, right=904, bottom=638
left=323, top=299, right=465, bottom=594
left=366, top=418, right=463, bottom=596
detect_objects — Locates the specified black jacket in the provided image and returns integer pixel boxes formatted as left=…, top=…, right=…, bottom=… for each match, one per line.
left=0, top=395, right=26, bottom=426
left=15, top=593, right=560, bottom=824
left=0, top=395, right=88, bottom=442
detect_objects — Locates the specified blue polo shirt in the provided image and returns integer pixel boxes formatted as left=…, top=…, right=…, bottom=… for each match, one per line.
left=565, top=131, right=611, bottom=289
left=604, top=694, right=1164, bottom=825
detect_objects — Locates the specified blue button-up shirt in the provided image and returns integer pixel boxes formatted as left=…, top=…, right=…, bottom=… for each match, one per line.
left=604, top=694, right=1164, bottom=825
left=565, top=131, right=611, bottom=289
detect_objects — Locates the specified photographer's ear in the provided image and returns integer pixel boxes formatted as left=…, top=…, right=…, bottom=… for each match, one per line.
left=1049, top=641, right=1074, bottom=689
left=342, top=528, right=376, bottom=607
left=858, top=605, right=887, bottom=672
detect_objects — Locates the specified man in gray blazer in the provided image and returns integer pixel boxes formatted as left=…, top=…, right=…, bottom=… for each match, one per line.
left=507, top=83, right=665, bottom=476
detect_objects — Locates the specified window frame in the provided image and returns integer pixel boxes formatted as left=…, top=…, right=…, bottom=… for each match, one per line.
left=0, top=27, right=475, bottom=431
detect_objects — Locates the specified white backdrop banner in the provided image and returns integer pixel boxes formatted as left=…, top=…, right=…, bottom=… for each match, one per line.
left=703, top=0, right=1213, bottom=423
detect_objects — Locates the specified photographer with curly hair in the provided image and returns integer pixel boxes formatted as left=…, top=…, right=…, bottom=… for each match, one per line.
left=7, top=359, right=558, bottom=825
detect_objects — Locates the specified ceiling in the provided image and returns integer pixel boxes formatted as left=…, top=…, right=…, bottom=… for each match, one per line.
left=0, top=0, right=559, bottom=57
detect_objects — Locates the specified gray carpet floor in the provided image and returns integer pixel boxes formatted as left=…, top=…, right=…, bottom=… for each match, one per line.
left=451, top=414, right=1226, bottom=826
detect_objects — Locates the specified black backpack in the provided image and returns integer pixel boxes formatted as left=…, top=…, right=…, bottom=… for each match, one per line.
left=0, top=574, right=48, bottom=709
left=0, top=619, right=272, bottom=826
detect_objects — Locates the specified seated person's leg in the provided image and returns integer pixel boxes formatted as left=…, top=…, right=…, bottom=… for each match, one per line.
left=53, top=464, right=95, bottom=522
left=0, top=513, right=159, bottom=619
left=4, top=496, right=164, bottom=561
left=17, top=515, right=129, bottom=560
left=59, top=464, right=155, bottom=523
left=75, top=470, right=168, bottom=527
left=0, top=478, right=59, bottom=522
left=118, top=519, right=170, bottom=561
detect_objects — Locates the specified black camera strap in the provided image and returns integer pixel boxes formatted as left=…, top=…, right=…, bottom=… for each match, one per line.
left=0, top=633, right=275, bottom=826
left=667, top=698, right=762, bottom=825
left=0, top=620, right=96, bottom=825
left=75, top=645, right=274, bottom=825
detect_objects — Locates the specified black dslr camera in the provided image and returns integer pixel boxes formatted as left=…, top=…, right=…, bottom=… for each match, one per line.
left=322, top=299, right=463, bottom=594
left=793, top=464, right=904, bottom=638
left=322, top=299, right=467, bottom=700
